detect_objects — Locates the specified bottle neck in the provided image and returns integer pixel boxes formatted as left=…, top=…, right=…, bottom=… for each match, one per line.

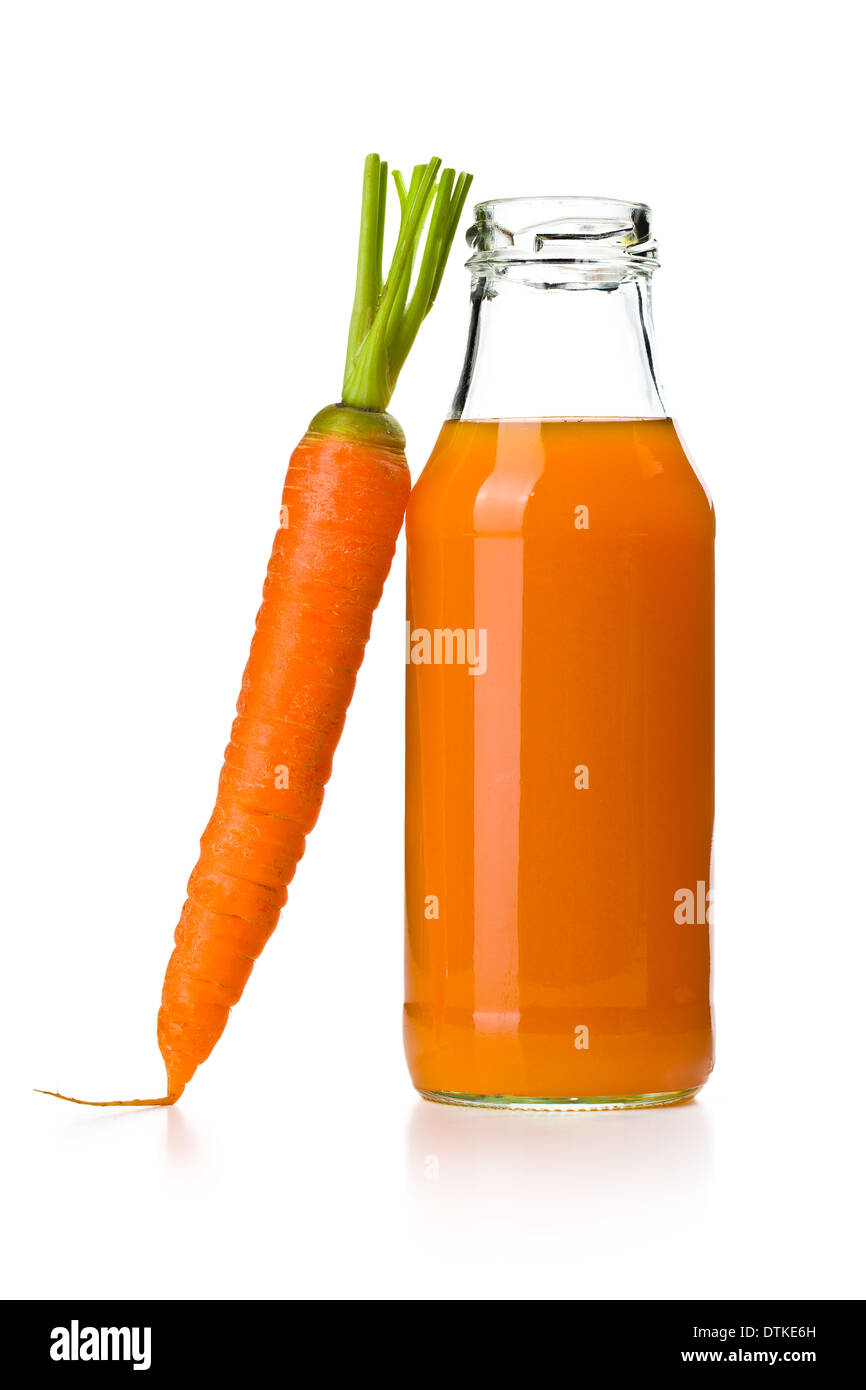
left=451, top=271, right=666, bottom=421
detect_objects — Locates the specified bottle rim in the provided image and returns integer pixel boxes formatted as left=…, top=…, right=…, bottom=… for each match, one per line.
left=467, top=195, right=659, bottom=275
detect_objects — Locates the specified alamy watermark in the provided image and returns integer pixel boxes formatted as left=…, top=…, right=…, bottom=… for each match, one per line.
left=406, top=623, right=487, bottom=675
left=50, top=1320, right=151, bottom=1371
left=674, top=880, right=714, bottom=925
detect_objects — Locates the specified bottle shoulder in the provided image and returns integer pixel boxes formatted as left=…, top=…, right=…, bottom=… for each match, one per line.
left=407, top=419, right=713, bottom=540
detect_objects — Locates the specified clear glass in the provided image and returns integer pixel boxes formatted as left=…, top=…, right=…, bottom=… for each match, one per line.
left=454, top=196, right=665, bottom=420
left=404, top=199, right=714, bottom=1110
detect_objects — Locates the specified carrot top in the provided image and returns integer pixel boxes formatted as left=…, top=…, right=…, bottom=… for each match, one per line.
left=340, top=154, right=472, bottom=415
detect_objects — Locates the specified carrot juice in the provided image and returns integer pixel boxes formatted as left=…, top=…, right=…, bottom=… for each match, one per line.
left=403, top=195, right=717, bottom=1106
left=404, top=200, right=714, bottom=1108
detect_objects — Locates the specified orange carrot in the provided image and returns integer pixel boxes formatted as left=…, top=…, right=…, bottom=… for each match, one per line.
left=40, top=153, right=471, bottom=1106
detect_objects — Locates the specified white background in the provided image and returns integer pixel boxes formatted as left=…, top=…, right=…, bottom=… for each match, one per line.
left=2, top=0, right=863, bottom=1301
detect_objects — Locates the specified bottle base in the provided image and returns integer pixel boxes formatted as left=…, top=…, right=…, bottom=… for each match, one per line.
left=418, top=1085, right=701, bottom=1112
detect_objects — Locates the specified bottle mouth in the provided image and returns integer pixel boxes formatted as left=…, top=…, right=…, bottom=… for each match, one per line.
left=467, top=196, right=658, bottom=278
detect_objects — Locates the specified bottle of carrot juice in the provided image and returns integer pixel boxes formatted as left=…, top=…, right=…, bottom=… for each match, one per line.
left=405, top=198, right=714, bottom=1109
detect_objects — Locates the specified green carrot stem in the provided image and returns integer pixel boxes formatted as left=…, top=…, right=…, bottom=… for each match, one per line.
left=391, top=167, right=456, bottom=372
left=343, top=154, right=387, bottom=384
left=374, top=159, right=388, bottom=295
left=383, top=166, right=437, bottom=351
left=341, top=153, right=473, bottom=414
left=431, top=170, right=474, bottom=303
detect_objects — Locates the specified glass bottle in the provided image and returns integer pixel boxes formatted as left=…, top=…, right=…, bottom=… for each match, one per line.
left=404, top=197, right=714, bottom=1109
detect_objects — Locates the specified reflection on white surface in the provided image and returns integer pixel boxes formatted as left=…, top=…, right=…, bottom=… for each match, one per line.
left=18, top=1076, right=859, bottom=1300
left=407, top=1097, right=713, bottom=1215
left=165, top=1104, right=198, bottom=1164
left=405, top=1095, right=716, bottom=1299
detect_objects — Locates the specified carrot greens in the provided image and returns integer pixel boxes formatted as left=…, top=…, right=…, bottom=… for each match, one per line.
left=341, top=154, right=472, bottom=414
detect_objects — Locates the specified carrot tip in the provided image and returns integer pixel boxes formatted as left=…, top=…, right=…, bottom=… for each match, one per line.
left=34, top=1088, right=182, bottom=1108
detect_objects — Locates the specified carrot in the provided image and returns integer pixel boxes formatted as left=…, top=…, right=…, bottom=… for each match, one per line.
left=39, top=153, right=472, bottom=1107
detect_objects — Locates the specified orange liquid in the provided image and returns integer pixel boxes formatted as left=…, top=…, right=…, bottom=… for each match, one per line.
left=405, top=419, right=714, bottom=1103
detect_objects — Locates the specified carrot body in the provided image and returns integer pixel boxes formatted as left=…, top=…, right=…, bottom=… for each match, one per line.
left=158, top=423, right=409, bottom=1098
left=40, top=153, right=470, bottom=1108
